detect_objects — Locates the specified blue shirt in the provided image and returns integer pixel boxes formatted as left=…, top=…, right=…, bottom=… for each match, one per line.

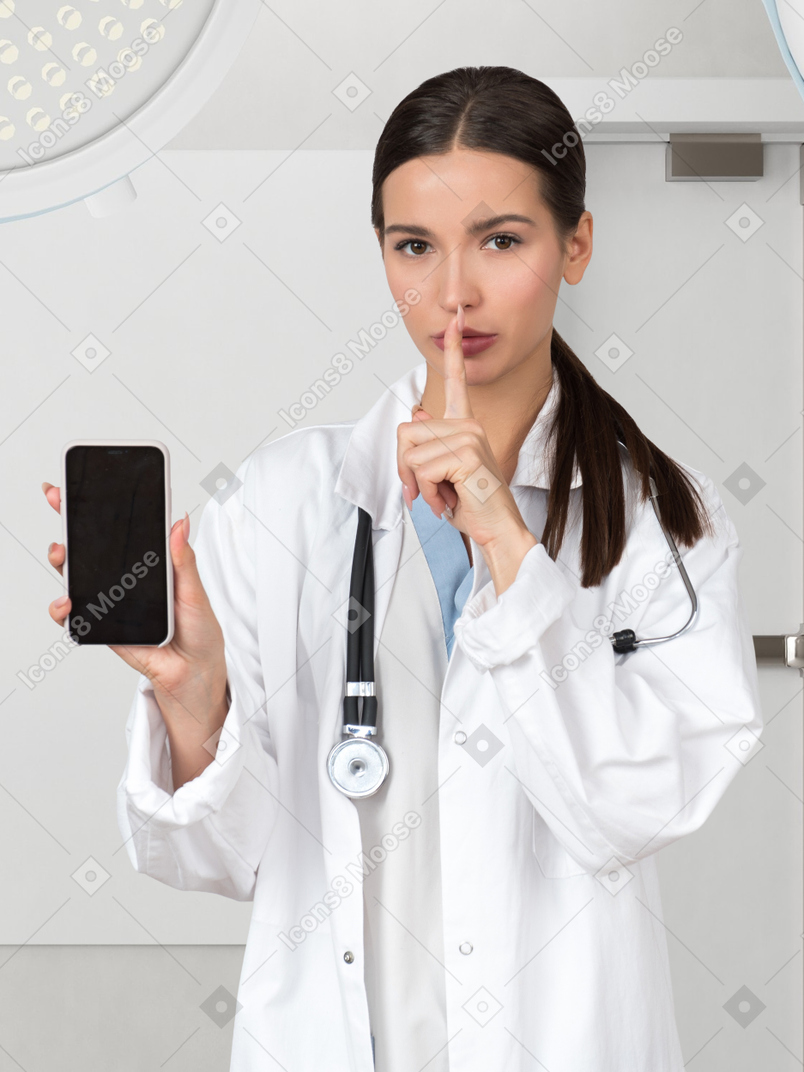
left=408, top=493, right=474, bottom=658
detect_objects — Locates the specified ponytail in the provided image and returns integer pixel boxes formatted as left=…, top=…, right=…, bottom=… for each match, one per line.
left=541, top=329, right=714, bottom=588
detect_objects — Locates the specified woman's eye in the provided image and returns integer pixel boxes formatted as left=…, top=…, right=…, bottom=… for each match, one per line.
left=395, top=239, right=430, bottom=256
left=487, top=233, right=520, bottom=251
left=393, top=233, right=521, bottom=257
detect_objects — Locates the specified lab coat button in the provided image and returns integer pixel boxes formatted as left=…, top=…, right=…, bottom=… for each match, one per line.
left=454, top=731, right=467, bottom=745
left=458, top=941, right=473, bottom=955
left=343, top=950, right=355, bottom=963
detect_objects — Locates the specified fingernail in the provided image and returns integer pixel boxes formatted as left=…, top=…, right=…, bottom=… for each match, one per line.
left=457, top=303, right=465, bottom=333
left=402, top=484, right=412, bottom=510
left=54, top=595, right=68, bottom=608
left=41, top=482, right=49, bottom=493
left=182, top=511, right=190, bottom=543
left=48, top=542, right=55, bottom=554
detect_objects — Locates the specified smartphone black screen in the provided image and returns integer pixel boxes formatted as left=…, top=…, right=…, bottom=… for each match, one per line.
left=65, top=445, right=169, bottom=645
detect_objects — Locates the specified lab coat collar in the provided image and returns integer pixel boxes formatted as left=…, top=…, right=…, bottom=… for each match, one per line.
left=334, top=359, right=581, bottom=531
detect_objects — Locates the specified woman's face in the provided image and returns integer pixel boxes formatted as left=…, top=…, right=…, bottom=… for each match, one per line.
left=375, top=147, right=592, bottom=385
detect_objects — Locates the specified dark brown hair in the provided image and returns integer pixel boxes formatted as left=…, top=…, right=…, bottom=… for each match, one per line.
left=371, top=64, right=713, bottom=587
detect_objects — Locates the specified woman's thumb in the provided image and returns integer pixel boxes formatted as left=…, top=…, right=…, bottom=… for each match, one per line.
left=169, top=513, right=206, bottom=606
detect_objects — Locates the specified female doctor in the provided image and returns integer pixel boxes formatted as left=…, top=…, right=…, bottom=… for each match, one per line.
left=43, top=66, right=763, bottom=1072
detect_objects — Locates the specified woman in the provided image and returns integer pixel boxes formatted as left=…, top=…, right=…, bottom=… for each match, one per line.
left=43, top=67, right=763, bottom=1072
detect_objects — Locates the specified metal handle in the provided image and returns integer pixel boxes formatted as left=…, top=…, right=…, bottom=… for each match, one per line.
left=753, top=625, right=804, bottom=670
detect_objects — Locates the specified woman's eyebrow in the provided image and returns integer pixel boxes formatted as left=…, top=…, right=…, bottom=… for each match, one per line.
left=384, top=213, right=537, bottom=239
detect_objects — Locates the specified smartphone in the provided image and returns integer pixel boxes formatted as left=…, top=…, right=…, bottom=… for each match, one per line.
left=60, top=440, right=174, bottom=646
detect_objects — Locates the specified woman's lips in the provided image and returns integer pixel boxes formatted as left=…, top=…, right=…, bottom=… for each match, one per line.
left=432, top=333, right=497, bottom=355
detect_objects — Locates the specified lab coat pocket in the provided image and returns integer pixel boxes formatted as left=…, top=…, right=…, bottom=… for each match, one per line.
left=532, top=809, right=588, bottom=878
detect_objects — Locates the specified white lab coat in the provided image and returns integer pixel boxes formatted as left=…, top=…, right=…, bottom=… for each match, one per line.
left=117, top=359, right=764, bottom=1072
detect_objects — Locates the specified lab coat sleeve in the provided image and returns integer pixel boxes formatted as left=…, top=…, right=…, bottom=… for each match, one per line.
left=116, top=456, right=280, bottom=901
left=453, top=475, right=764, bottom=875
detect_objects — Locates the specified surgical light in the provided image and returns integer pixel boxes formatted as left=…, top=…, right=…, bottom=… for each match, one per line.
left=0, top=0, right=260, bottom=221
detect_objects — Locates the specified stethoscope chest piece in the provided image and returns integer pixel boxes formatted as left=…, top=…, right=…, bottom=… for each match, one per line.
left=327, top=733, right=389, bottom=798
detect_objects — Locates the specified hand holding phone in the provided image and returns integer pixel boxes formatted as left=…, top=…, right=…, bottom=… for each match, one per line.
left=42, top=476, right=230, bottom=788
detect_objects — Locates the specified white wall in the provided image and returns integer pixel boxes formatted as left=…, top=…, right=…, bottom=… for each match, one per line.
left=167, top=0, right=793, bottom=150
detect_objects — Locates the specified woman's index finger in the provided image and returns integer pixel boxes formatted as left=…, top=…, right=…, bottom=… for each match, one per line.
left=443, top=303, right=473, bottom=420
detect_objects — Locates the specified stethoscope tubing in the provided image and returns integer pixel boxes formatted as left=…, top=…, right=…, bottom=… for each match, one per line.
left=636, top=476, right=699, bottom=647
left=344, top=507, right=378, bottom=730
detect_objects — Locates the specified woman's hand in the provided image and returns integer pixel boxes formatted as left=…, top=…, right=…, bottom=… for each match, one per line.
left=397, top=303, right=535, bottom=552
left=42, top=482, right=229, bottom=745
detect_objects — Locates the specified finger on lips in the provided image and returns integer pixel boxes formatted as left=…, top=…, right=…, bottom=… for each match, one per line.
left=403, top=304, right=484, bottom=520
left=443, top=302, right=472, bottom=421
left=400, top=303, right=474, bottom=518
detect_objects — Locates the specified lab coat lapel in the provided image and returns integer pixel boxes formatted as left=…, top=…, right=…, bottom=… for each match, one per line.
left=332, top=361, right=428, bottom=654
left=333, top=363, right=428, bottom=531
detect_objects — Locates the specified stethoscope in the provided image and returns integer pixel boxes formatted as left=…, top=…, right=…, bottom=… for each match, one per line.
left=327, top=444, right=699, bottom=800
